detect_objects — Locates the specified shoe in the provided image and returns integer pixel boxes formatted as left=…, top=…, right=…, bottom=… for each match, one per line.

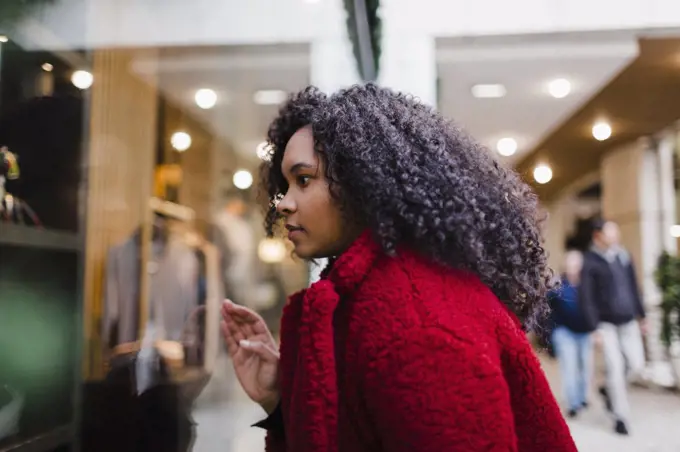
left=567, top=409, right=578, bottom=419
left=599, top=386, right=613, bottom=412
left=614, top=420, right=629, bottom=435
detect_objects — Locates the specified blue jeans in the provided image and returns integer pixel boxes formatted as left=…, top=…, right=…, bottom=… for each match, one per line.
left=552, top=326, right=593, bottom=411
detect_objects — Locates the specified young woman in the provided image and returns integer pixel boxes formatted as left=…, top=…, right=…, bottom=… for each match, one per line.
left=222, top=84, right=577, bottom=452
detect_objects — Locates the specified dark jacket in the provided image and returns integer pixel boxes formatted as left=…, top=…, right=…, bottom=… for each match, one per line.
left=259, top=231, right=577, bottom=452
left=580, top=247, right=645, bottom=326
left=549, top=277, right=598, bottom=333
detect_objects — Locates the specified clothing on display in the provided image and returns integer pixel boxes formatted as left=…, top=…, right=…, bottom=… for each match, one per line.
left=86, top=199, right=223, bottom=452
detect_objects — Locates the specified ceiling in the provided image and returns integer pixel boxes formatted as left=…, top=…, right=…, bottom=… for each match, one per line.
left=130, top=43, right=311, bottom=165
left=516, top=36, right=680, bottom=202
left=436, top=31, right=641, bottom=165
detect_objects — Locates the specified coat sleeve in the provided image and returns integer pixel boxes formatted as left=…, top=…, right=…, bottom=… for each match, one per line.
left=362, top=326, right=576, bottom=452
left=627, top=260, right=646, bottom=319
left=252, top=403, right=286, bottom=452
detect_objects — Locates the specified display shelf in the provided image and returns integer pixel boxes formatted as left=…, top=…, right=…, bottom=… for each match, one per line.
left=0, top=224, right=80, bottom=251
left=0, top=425, right=72, bottom=452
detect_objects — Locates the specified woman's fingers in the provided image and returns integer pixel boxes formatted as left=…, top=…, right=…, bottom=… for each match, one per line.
left=239, top=340, right=280, bottom=362
left=221, top=320, right=239, bottom=356
left=223, top=300, right=262, bottom=324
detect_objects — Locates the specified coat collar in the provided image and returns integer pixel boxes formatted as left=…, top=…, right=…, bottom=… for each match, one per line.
left=322, top=229, right=381, bottom=295
left=278, top=229, right=382, bottom=451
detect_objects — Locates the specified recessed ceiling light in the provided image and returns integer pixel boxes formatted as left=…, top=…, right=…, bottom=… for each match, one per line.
left=548, top=78, right=571, bottom=99
left=171, top=131, right=192, bottom=152
left=253, top=90, right=287, bottom=105
left=592, top=121, right=612, bottom=141
left=233, top=169, right=254, bottom=190
left=195, top=88, right=217, bottom=109
left=471, top=84, right=506, bottom=99
left=496, top=138, right=518, bottom=157
left=71, top=70, right=93, bottom=89
left=533, top=164, right=553, bottom=184
left=0, top=36, right=8, bottom=43
left=41, top=63, right=54, bottom=72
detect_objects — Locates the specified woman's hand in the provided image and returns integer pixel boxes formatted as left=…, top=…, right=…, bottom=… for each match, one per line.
left=221, top=300, right=280, bottom=413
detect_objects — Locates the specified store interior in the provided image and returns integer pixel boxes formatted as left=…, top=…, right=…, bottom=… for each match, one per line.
left=0, top=36, right=311, bottom=452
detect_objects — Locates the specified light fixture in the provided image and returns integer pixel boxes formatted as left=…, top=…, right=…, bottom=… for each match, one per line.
left=0, top=36, right=8, bottom=43
left=258, top=238, right=287, bottom=264
left=592, top=121, right=612, bottom=141
left=41, top=63, right=54, bottom=72
left=471, top=84, right=506, bottom=99
left=233, top=169, right=253, bottom=190
left=71, top=70, right=93, bottom=90
left=496, top=138, right=518, bottom=157
left=256, top=141, right=272, bottom=161
left=170, top=131, right=192, bottom=152
left=533, top=164, right=553, bottom=184
left=253, top=90, right=287, bottom=105
left=548, top=78, right=571, bottom=99
left=194, top=88, right=217, bottom=109
left=671, top=225, right=680, bottom=238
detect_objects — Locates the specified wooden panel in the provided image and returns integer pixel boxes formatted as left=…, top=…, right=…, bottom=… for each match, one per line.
left=82, top=48, right=158, bottom=379
left=517, top=38, right=680, bottom=202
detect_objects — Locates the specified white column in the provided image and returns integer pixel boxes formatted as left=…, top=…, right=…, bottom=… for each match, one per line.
left=601, top=137, right=674, bottom=386
left=658, top=130, right=677, bottom=255
left=310, top=37, right=358, bottom=95
left=378, top=1, right=437, bottom=107
left=309, top=0, right=359, bottom=95
left=378, top=32, right=437, bottom=107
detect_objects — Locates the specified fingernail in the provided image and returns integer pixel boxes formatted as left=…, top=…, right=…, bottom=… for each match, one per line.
left=239, top=340, right=251, bottom=348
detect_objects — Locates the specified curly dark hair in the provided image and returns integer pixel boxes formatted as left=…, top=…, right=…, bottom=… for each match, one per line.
left=260, top=83, right=553, bottom=329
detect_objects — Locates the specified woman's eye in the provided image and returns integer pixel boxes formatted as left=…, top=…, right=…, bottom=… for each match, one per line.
left=297, top=175, right=310, bottom=187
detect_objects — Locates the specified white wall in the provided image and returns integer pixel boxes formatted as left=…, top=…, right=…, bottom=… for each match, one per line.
left=17, top=0, right=347, bottom=50
left=19, top=0, right=680, bottom=52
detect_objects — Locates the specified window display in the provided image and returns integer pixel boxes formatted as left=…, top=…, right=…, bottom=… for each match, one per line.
left=0, top=39, right=86, bottom=230
left=83, top=197, right=222, bottom=452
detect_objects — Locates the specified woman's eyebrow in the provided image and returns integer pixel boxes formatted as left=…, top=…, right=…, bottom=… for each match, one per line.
left=288, top=162, right=315, bottom=175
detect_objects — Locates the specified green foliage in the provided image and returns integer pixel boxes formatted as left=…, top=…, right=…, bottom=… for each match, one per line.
left=0, top=0, right=55, bottom=29
left=343, top=0, right=381, bottom=82
left=655, top=252, right=680, bottom=348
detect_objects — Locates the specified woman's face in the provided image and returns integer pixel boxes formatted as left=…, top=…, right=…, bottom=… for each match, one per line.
left=276, top=126, right=357, bottom=259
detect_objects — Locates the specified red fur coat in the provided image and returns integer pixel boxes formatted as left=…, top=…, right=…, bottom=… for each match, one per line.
left=266, top=231, right=577, bottom=452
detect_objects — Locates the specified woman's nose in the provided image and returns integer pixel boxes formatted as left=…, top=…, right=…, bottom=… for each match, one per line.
left=276, top=193, right=296, bottom=216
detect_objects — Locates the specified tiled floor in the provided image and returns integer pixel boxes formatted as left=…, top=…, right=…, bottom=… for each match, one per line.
left=190, top=349, right=680, bottom=452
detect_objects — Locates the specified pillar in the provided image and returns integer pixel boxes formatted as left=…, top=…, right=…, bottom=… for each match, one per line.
left=378, top=1, right=437, bottom=107
left=601, top=136, right=674, bottom=386
left=83, top=48, right=159, bottom=379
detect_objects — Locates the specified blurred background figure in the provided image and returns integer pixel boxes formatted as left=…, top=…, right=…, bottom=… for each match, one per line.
left=549, top=250, right=597, bottom=419
left=580, top=219, right=647, bottom=435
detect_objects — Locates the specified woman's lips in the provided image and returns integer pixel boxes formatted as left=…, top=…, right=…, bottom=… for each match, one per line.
left=286, top=225, right=304, bottom=241
left=288, top=229, right=303, bottom=241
